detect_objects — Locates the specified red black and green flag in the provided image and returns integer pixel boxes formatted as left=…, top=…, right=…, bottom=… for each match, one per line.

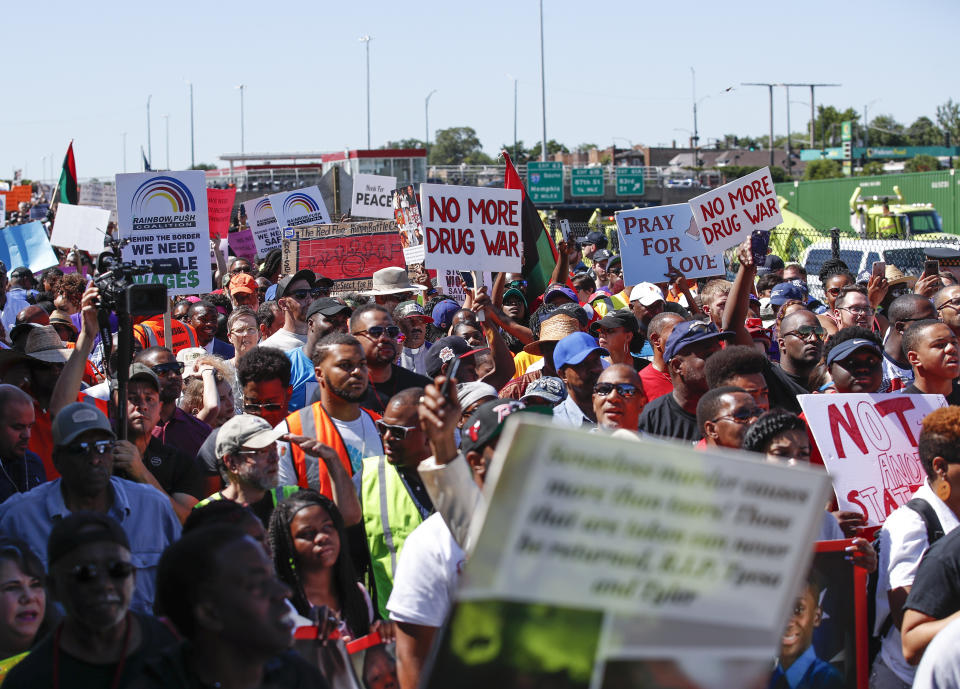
left=502, top=151, right=557, bottom=297
left=57, top=141, right=78, bottom=205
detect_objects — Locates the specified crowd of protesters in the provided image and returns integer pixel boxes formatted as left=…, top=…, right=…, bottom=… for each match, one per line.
left=5, top=205, right=960, bottom=689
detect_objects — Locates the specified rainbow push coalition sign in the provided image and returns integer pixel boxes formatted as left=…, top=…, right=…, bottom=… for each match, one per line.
left=116, top=170, right=211, bottom=296
left=268, top=186, right=331, bottom=229
left=241, top=196, right=281, bottom=258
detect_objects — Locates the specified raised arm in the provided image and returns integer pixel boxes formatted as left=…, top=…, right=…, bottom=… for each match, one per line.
left=50, top=285, right=99, bottom=417
left=722, top=238, right=756, bottom=347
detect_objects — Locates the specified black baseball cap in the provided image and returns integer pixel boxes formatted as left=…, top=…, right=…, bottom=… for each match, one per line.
left=425, top=336, right=488, bottom=378
left=461, top=398, right=527, bottom=455
left=585, top=230, right=607, bottom=248
left=306, top=297, right=352, bottom=321
left=48, top=512, right=130, bottom=567
left=275, top=269, right=316, bottom=299
left=589, top=310, right=639, bottom=336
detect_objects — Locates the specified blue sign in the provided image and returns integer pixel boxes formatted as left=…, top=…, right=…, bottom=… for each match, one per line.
left=0, top=221, right=59, bottom=273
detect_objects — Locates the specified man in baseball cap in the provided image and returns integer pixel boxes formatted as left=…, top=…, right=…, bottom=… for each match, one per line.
left=581, top=230, right=607, bottom=262
left=552, top=332, right=607, bottom=428
left=629, top=283, right=665, bottom=329
left=770, top=282, right=806, bottom=309
left=519, top=376, right=567, bottom=409
left=227, top=273, right=259, bottom=309
left=425, top=336, right=488, bottom=382
left=262, top=270, right=317, bottom=352
left=395, top=301, right=434, bottom=377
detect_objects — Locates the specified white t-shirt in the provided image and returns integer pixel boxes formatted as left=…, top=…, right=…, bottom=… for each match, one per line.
left=914, top=615, right=960, bottom=689
left=387, top=513, right=466, bottom=628
left=332, top=413, right=383, bottom=474
left=875, top=481, right=960, bottom=684
left=260, top=328, right=307, bottom=352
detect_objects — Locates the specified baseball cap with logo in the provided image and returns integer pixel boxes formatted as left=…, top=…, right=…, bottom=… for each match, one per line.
left=216, top=414, right=286, bottom=458
left=520, top=376, right=567, bottom=405
left=769, top=282, right=806, bottom=308
left=425, top=336, right=488, bottom=378
left=663, top=320, right=722, bottom=362
left=629, top=282, right=665, bottom=307
left=825, top=338, right=882, bottom=367
left=395, top=301, right=434, bottom=322
left=461, top=398, right=527, bottom=455
left=52, top=401, right=116, bottom=446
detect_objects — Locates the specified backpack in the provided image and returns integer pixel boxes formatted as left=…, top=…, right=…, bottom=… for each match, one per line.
left=867, top=498, right=945, bottom=663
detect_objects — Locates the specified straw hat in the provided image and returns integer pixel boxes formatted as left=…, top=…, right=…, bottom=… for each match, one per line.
left=23, top=326, right=72, bottom=363
left=885, top=264, right=916, bottom=289
left=523, top=314, right=581, bottom=356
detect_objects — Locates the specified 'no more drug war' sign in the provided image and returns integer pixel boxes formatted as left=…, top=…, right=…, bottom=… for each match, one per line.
left=799, top=393, right=947, bottom=526
left=241, top=196, right=281, bottom=258
left=116, top=171, right=211, bottom=295
left=420, top=183, right=522, bottom=273
left=687, top=166, right=783, bottom=252
left=615, top=203, right=724, bottom=283
left=350, top=173, right=397, bottom=219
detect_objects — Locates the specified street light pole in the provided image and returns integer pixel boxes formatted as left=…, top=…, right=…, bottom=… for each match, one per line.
left=742, top=83, right=776, bottom=167
left=237, top=84, right=246, bottom=155
left=864, top=99, right=879, bottom=148
left=780, top=83, right=841, bottom=148
left=783, top=84, right=792, bottom=174
left=162, top=114, right=169, bottom=169
left=513, top=77, right=518, bottom=162
left=691, top=67, right=699, bottom=151
left=538, top=0, right=547, bottom=162
left=122, top=132, right=127, bottom=173
left=359, top=35, right=372, bottom=149
left=187, top=82, right=195, bottom=169
left=146, top=95, right=152, bottom=166
left=425, top=89, right=437, bottom=159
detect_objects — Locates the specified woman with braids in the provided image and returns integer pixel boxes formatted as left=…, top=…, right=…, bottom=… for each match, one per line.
left=269, top=490, right=383, bottom=641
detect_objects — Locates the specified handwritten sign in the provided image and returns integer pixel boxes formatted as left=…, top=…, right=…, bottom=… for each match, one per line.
left=799, top=393, right=947, bottom=526
left=351, top=173, right=397, bottom=219
left=420, top=183, right=522, bottom=273
left=241, top=196, right=281, bottom=258
left=615, top=203, right=724, bottom=283
left=206, top=188, right=236, bottom=240
left=229, top=228, right=257, bottom=264
left=268, top=185, right=331, bottom=228
left=687, top=167, right=783, bottom=252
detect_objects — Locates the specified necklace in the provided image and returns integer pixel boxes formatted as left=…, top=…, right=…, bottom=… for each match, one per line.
left=0, top=457, right=28, bottom=494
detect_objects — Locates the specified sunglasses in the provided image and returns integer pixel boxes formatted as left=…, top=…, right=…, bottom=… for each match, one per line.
left=355, top=325, right=401, bottom=340
left=230, top=266, right=255, bottom=275
left=714, top=407, right=763, bottom=424
left=593, top=382, right=640, bottom=398
left=151, top=361, right=185, bottom=377
left=784, top=325, right=826, bottom=340
left=64, top=440, right=114, bottom=457
left=70, top=561, right=136, bottom=583
left=376, top=420, right=417, bottom=439
left=287, top=288, right=325, bottom=300
left=507, top=280, right=527, bottom=289
left=244, top=402, right=286, bottom=414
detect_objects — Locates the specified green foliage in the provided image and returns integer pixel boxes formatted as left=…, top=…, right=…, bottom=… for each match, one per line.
left=527, top=140, right=569, bottom=160
left=866, top=114, right=906, bottom=146
left=189, top=163, right=215, bottom=170
left=500, top=140, right=531, bottom=164
left=429, top=127, right=488, bottom=166
left=812, top=106, right=860, bottom=147
left=803, top=159, right=843, bottom=180
left=906, top=117, right=942, bottom=146
left=382, top=139, right=424, bottom=149
left=860, top=161, right=885, bottom=176
left=574, top=143, right=598, bottom=153
left=905, top=154, right=941, bottom=173
left=936, top=99, right=960, bottom=143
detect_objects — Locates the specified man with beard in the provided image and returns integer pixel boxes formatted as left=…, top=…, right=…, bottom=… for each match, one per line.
left=0, top=402, right=181, bottom=614
left=288, top=297, right=353, bottom=411
left=395, top=301, right=433, bottom=376
left=350, top=304, right=430, bottom=415
left=276, top=333, right=381, bottom=507
left=110, top=364, right=205, bottom=523
left=0, top=385, right=44, bottom=502
left=134, top=347, right=211, bottom=459
left=186, top=301, right=234, bottom=358
left=551, top=332, right=607, bottom=427
left=776, top=310, right=826, bottom=393
left=593, top=364, right=647, bottom=433
left=194, top=414, right=300, bottom=527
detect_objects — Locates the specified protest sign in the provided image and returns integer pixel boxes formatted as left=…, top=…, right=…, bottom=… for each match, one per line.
left=241, top=196, right=281, bottom=258
left=115, top=171, right=211, bottom=296
left=437, top=269, right=492, bottom=302
left=0, top=185, right=32, bottom=210
left=420, top=183, right=522, bottom=273
left=206, top=188, right=236, bottom=240
left=0, top=195, right=5, bottom=228
left=392, top=186, right=425, bottom=265
left=268, top=186, right=332, bottom=228
left=229, top=228, right=257, bottom=264
left=281, top=221, right=403, bottom=293
left=799, top=392, right=946, bottom=526
left=687, top=167, right=783, bottom=252
left=29, top=204, right=49, bottom=221
left=615, top=203, right=724, bottom=283
left=78, top=181, right=118, bottom=224
left=425, top=417, right=832, bottom=689
left=351, top=173, right=397, bottom=219
left=0, top=221, right=59, bottom=272
left=51, top=203, right=110, bottom=254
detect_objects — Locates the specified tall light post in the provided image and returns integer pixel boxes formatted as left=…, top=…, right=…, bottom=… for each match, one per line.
left=162, top=114, right=170, bottom=169
left=781, top=83, right=841, bottom=148
left=742, top=82, right=776, bottom=167
left=122, top=132, right=127, bottom=173
left=236, top=84, right=246, bottom=155
left=358, top=35, right=372, bottom=149
left=538, top=0, right=547, bottom=162
left=146, top=95, right=152, bottom=165
left=864, top=98, right=880, bottom=147
left=506, top=74, right=519, bottom=161
left=186, top=81, right=195, bottom=169
left=691, top=68, right=699, bottom=152
left=425, top=89, right=437, bottom=158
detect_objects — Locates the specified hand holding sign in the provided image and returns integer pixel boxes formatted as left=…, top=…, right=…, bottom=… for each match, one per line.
left=688, top=167, right=783, bottom=252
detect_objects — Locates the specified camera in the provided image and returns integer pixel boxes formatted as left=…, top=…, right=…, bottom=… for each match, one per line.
left=94, top=240, right=176, bottom=316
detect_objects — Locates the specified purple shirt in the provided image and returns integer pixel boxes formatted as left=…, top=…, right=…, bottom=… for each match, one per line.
left=151, top=407, right=212, bottom=460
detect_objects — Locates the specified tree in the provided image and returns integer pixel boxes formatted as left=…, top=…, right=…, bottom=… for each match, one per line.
left=381, top=139, right=424, bottom=149
left=803, top=159, right=843, bottom=180
left=936, top=99, right=960, bottom=144
left=906, top=117, right=942, bottom=146
left=905, top=154, right=941, bottom=173
left=189, top=163, right=215, bottom=170
left=429, top=127, right=487, bottom=166
left=811, top=106, right=861, bottom=148
left=574, top=143, right=598, bottom=153
left=527, top=139, right=569, bottom=160
left=865, top=114, right=906, bottom=146
left=860, top=161, right=885, bottom=177
left=500, top=140, right=531, bottom=164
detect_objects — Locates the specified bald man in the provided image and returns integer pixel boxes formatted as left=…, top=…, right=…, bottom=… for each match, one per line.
left=594, top=364, right=647, bottom=433
left=638, top=312, right=684, bottom=402
left=0, top=384, right=44, bottom=502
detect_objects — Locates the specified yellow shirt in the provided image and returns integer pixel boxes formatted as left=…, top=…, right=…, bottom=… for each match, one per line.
left=513, top=350, right=542, bottom=378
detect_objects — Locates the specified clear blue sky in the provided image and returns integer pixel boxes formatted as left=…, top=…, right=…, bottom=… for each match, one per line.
left=2, top=0, right=956, bottom=181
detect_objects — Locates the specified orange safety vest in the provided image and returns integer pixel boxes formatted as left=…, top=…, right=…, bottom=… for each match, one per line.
left=133, top=317, right=199, bottom=354
left=281, top=403, right=381, bottom=498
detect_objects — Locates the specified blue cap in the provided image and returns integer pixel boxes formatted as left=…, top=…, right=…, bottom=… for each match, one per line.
left=430, top=299, right=460, bottom=330
left=552, top=332, right=608, bottom=371
left=264, top=283, right=278, bottom=301
left=663, top=321, right=721, bottom=362
left=769, top=281, right=805, bottom=307
left=825, top=338, right=882, bottom=367
left=545, top=284, right=578, bottom=304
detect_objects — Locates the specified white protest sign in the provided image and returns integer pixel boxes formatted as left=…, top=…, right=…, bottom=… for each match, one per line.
left=0, top=195, right=5, bottom=228
left=420, top=183, right=522, bottom=273
left=115, top=171, right=211, bottom=296
left=78, top=181, right=118, bottom=224
left=615, top=203, right=724, bottom=283
left=799, top=393, right=946, bottom=526
left=267, top=185, right=332, bottom=228
left=241, top=196, right=281, bottom=258
left=463, top=417, right=831, bottom=630
left=51, top=204, right=110, bottom=254
left=437, top=269, right=492, bottom=304
left=351, top=173, right=397, bottom=219
left=687, top=167, right=783, bottom=252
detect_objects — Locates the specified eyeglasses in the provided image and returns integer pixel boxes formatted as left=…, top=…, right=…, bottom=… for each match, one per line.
left=244, top=402, right=286, bottom=414
left=64, top=440, right=114, bottom=457
left=713, top=407, right=763, bottom=424
left=150, top=361, right=185, bottom=377
left=838, top=306, right=874, bottom=316
left=287, top=288, right=324, bottom=300
left=593, top=382, right=640, bottom=398
left=784, top=325, right=826, bottom=340
left=938, top=297, right=960, bottom=312
left=376, top=420, right=417, bottom=439
left=230, top=266, right=254, bottom=275
left=230, top=326, right=259, bottom=337
left=355, top=325, right=401, bottom=340
left=70, top=561, right=136, bottom=583
left=236, top=445, right=278, bottom=458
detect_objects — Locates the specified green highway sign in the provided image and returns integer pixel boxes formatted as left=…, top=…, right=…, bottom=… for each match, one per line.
left=527, top=161, right=564, bottom=204
left=570, top=167, right=604, bottom=197
left=616, top=167, right=645, bottom=196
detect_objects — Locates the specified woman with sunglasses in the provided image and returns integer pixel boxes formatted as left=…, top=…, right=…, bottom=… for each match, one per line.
left=0, top=539, right=55, bottom=683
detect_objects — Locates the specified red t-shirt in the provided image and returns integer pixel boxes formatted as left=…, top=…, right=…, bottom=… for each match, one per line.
left=639, top=364, right=673, bottom=401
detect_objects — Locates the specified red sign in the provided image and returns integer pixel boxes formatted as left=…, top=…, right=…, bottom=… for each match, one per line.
left=207, top=188, right=236, bottom=240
